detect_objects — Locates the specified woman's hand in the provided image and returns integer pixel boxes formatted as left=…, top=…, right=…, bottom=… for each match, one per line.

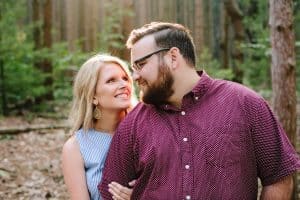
left=108, top=180, right=136, bottom=200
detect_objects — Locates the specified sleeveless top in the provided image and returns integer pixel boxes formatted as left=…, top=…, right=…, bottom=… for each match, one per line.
left=75, top=128, right=112, bottom=200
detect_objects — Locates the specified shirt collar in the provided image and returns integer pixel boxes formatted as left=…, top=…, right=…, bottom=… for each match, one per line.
left=191, top=70, right=213, bottom=98
left=160, top=70, right=213, bottom=111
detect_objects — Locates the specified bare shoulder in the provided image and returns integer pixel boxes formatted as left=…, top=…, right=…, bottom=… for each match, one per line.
left=62, top=135, right=82, bottom=163
left=62, top=135, right=79, bottom=153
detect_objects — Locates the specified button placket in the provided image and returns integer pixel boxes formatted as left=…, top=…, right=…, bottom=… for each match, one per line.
left=179, top=108, right=192, bottom=199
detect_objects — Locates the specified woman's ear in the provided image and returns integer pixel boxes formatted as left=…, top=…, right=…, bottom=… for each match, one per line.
left=92, top=97, right=98, bottom=106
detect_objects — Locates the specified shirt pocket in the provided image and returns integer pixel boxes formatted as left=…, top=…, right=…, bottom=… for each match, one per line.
left=204, top=125, right=241, bottom=168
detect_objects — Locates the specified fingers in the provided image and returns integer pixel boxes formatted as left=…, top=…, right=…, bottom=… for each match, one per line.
left=128, top=179, right=136, bottom=187
left=108, top=182, right=133, bottom=200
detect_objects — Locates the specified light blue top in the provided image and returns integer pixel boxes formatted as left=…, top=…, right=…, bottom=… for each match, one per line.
left=75, top=128, right=112, bottom=200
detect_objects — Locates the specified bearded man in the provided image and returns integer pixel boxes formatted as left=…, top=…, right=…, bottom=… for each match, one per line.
left=99, top=22, right=300, bottom=200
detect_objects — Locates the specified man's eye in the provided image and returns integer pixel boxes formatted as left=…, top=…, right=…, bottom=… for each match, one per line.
left=123, top=76, right=129, bottom=81
left=137, top=62, right=146, bottom=68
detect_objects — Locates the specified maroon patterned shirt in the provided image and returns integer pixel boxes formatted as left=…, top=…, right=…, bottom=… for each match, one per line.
left=99, top=71, right=300, bottom=200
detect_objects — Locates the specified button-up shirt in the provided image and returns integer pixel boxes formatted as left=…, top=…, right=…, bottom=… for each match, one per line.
left=99, top=71, right=300, bottom=200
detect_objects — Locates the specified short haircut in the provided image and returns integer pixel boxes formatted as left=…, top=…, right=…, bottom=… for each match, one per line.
left=126, top=22, right=196, bottom=66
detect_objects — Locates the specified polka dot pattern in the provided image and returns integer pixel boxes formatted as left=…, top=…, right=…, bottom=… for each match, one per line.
left=99, top=71, right=300, bottom=200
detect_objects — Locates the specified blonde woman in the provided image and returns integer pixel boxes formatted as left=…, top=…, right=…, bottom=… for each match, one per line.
left=62, top=54, right=136, bottom=200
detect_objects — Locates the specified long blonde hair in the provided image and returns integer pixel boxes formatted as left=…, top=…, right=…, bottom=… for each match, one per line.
left=69, top=54, right=133, bottom=134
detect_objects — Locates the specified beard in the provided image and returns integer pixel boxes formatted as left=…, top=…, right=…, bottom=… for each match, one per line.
left=140, top=61, right=174, bottom=108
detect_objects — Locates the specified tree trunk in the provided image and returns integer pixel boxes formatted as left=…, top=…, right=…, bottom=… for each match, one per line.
left=42, top=0, right=53, bottom=100
left=212, top=0, right=222, bottom=59
left=194, top=0, right=204, bottom=56
left=269, top=0, right=297, bottom=198
left=121, top=0, right=134, bottom=60
left=0, top=124, right=69, bottom=135
left=32, top=0, right=41, bottom=50
left=221, top=9, right=230, bottom=69
left=0, top=58, right=6, bottom=116
left=202, top=0, right=212, bottom=50
left=65, top=0, right=79, bottom=51
left=0, top=8, right=7, bottom=116
left=224, top=0, right=244, bottom=83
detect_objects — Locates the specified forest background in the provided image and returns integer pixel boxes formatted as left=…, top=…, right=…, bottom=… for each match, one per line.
left=0, top=0, right=300, bottom=199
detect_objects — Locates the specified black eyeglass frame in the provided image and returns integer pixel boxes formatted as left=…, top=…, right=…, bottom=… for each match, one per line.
left=132, top=48, right=170, bottom=71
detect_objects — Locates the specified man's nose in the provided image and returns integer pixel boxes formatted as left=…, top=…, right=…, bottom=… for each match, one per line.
left=132, top=70, right=140, bottom=81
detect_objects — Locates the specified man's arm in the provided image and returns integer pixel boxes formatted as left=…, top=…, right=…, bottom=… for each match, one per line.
left=260, top=175, right=293, bottom=200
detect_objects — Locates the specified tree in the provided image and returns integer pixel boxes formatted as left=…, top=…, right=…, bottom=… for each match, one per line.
left=269, top=0, right=297, bottom=198
left=32, top=0, right=54, bottom=101
left=194, top=0, right=204, bottom=56
left=224, top=0, right=245, bottom=83
left=43, top=0, right=53, bottom=100
left=0, top=5, right=7, bottom=115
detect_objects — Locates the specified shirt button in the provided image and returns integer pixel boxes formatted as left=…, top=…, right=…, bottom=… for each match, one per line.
left=185, top=164, right=190, bottom=169
left=195, top=96, right=199, bottom=100
left=183, top=137, right=188, bottom=142
left=181, top=111, right=186, bottom=115
left=185, top=195, right=191, bottom=200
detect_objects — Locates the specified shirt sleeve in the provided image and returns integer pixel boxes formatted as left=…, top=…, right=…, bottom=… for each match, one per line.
left=246, top=96, right=300, bottom=186
left=98, top=116, right=136, bottom=199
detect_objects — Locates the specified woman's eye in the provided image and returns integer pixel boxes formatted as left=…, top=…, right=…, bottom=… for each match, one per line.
left=107, top=78, right=115, bottom=83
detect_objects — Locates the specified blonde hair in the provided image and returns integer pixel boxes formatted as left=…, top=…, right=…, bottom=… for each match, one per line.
left=69, top=54, right=133, bottom=134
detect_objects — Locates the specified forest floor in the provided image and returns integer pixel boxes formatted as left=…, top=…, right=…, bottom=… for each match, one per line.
left=0, top=112, right=300, bottom=200
left=0, top=116, right=69, bottom=200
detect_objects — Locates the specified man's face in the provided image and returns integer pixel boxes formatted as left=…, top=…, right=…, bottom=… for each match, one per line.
left=131, top=35, right=174, bottom=107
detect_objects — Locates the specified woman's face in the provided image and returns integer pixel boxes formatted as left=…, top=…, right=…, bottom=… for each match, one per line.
left=94, top=63, right=132, bottom=112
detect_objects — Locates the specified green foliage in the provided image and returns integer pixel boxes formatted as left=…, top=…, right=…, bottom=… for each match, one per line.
left=197, top=48, right=234, bottom=80
left=98, top=1, right=133, bottom=52
left=238, top=0, right=272, bottom=92
left=51, top=42, right=92, bottom=102
left=0, top=0, right=47, bottom=113
left=241, top=39, right=271, bottom=91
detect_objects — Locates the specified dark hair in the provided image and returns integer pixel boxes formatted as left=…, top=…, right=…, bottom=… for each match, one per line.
left=126, top=22, right=196, bottom=66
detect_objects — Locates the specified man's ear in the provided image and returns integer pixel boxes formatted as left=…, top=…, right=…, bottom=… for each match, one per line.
left=169, top=47, right=180, bottom=69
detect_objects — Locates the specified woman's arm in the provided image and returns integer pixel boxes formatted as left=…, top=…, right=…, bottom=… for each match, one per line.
left=62, top=136, right=90, bottom=200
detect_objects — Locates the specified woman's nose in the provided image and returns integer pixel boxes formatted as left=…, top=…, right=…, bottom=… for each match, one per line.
left=118, top=79, right=130, bottom=89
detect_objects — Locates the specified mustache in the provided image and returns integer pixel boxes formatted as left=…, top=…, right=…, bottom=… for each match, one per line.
left=137, top=79, right=147, bottom=86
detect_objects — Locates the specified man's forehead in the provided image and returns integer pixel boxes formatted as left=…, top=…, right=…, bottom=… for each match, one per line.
left=130, top=35, right=156, bottom=62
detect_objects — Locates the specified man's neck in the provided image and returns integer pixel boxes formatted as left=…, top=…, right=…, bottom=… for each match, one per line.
left=169, top=69, right=200, bottom=108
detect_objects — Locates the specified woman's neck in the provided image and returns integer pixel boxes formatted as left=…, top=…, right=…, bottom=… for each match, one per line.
left=94, top=110, right=126, bottom=134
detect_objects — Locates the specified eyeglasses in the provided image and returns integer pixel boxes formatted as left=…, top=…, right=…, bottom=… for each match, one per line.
left=132, top=48, right=170, bottom=71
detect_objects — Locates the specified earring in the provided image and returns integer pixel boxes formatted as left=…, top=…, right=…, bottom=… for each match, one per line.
left=93, top=107, right=101, bottom=119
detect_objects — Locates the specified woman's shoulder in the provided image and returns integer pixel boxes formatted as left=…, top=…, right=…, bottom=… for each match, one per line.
left=62, top=134, right=80, bottom=156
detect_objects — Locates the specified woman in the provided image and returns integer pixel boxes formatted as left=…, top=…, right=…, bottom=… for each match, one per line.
left=62, top=54, right=135, bottom=200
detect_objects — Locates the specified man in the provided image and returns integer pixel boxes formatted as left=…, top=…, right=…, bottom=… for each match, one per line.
left=99, top=22, right=300, bottom=199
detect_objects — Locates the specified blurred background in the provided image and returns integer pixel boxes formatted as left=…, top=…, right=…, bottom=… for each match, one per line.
left=0, top=0, right=300, bottom=199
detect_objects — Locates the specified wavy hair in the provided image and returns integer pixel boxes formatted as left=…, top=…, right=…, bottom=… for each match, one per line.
left=68, top=54, right=133, bottom=134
